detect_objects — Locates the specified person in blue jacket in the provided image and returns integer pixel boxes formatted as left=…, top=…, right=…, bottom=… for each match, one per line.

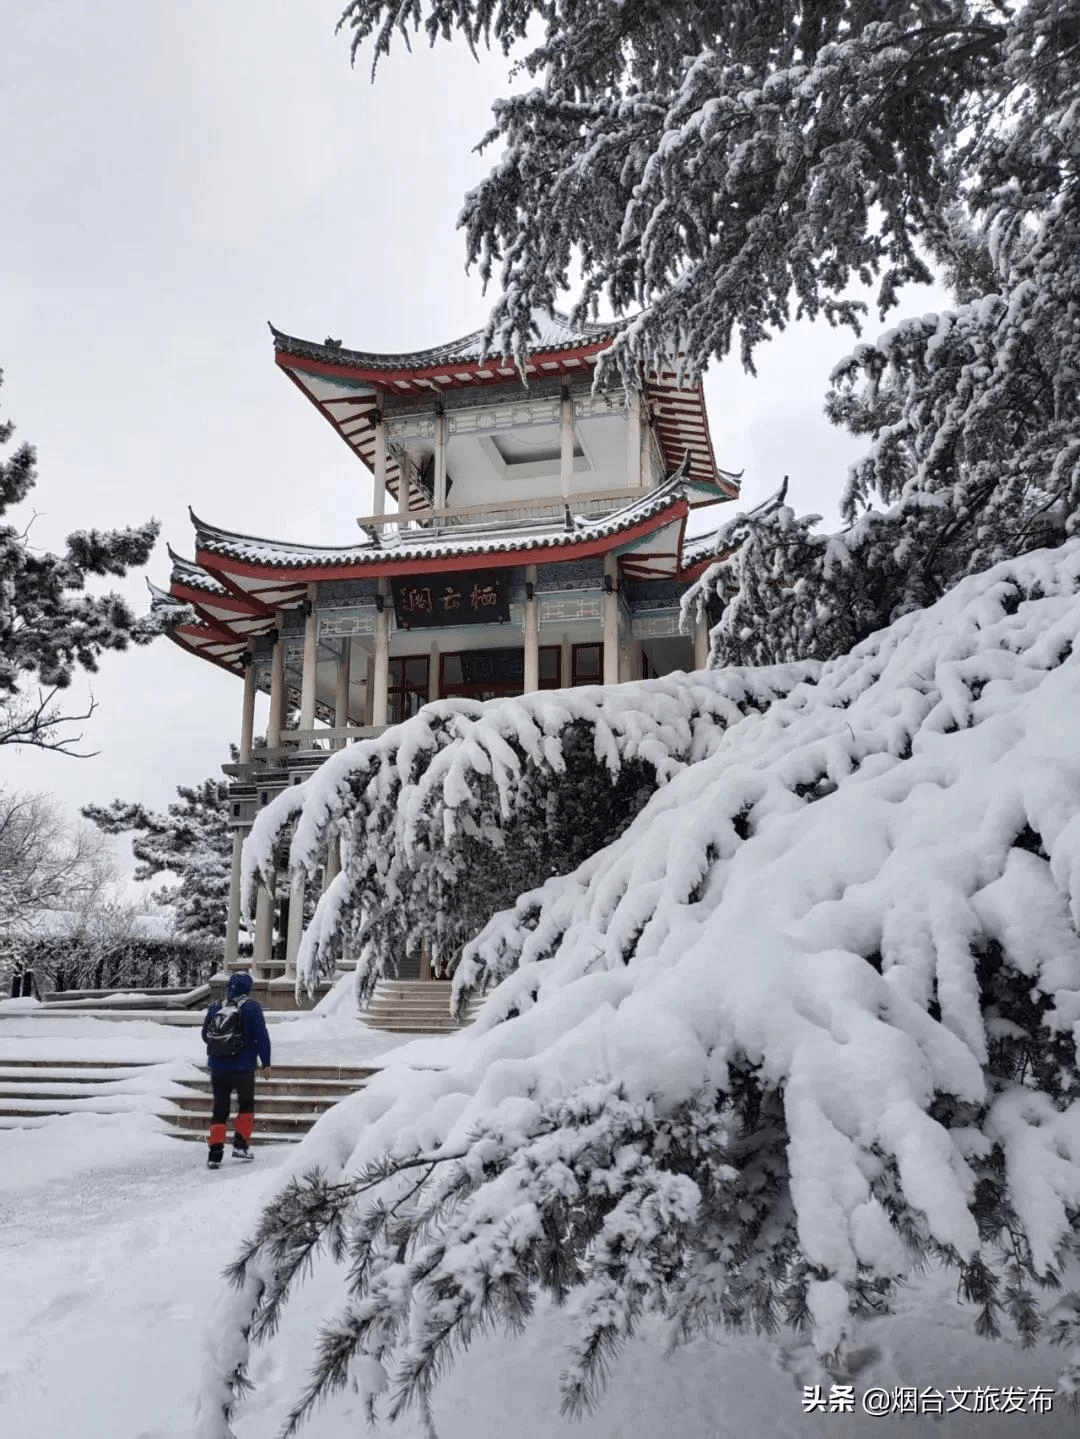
left=200, top=972, right=271, bottom=1169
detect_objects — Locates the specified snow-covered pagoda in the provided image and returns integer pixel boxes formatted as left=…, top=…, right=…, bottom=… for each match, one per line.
left=153, top=311, right=739, bottom=1005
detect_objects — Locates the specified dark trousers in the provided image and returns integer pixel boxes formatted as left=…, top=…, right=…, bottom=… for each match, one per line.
left=210, top=1068, right=256, bottom=1125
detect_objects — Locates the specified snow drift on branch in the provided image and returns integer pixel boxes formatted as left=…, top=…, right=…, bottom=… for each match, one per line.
left=215, top=542, right=1080, bottom=1436
left=242, top=665, right=812, bottom=1002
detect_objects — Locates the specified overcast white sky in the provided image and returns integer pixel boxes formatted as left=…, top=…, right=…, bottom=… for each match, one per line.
left=3, top=2, right=948, bottom=896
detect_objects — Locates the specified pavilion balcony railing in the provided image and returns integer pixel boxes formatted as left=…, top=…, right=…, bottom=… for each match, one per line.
left=355, top=485, right=650, bottom=537
left=274, top=726, right=387, bottom=751
left=223, top=726, right=388, bottom=782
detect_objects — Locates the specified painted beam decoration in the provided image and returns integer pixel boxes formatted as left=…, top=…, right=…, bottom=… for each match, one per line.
left=391, top=570, right=511, bottom=629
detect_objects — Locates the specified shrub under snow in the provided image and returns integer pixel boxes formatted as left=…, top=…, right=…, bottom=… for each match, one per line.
left=212, top=542, right=1080, bottom=1437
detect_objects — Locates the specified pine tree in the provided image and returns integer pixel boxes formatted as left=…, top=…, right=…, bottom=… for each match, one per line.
left=207, top=545, right=1080, bottom=1435
left=340, top=0, right=1028, bottom=371
left=83, top=775, right=233, bottom=939
left=0, top=368, right=160, bottom=752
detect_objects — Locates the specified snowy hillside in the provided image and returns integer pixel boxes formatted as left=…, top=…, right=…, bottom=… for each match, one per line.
left=212, top=542, right=1080, bottom=1436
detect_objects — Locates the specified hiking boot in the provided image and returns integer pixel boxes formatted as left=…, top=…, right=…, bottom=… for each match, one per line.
left=232, top=1136, right=254, bottom=1162
left=207, top=1144, right=224, bottom=1170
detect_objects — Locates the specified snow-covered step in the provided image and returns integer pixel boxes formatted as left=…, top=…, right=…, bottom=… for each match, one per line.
left=0, top=1007, right=208, bottom=1025
left=0, top=1058, right=185, bottom=1128
left=0, top=1058, right=157, bottom=1072
left=157, top=1123, right=297, bottom=1145
left=161, top=1063, right=378, bottom=1143
left=361, top=979, right=483, bottom=1034
left=42, top=987, right=195, bottom=1002
left=176, top=1069, right=377, bottom=1091
left=0, top=1082, right=158, bottom=1099
left=364, top=1019, right=461, bottom=1033
left=165, top=1109, right=341, bottom=1138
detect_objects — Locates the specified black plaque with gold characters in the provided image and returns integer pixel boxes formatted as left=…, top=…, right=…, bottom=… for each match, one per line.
left=391, top=570, right=511, bottom=628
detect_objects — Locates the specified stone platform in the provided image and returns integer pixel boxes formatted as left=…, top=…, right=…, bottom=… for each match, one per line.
left=214, top=964, right=335, bottom=1011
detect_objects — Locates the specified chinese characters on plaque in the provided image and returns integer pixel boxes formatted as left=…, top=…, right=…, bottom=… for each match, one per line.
left=391, top=570, right=511, bottom=628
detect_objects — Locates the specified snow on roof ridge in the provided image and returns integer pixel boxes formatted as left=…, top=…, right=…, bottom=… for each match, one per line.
left=270, top=306, right=621, bottom=371
left=167, top=547, right=230, bottom=595
left=188, top=476, right=690, bottom=571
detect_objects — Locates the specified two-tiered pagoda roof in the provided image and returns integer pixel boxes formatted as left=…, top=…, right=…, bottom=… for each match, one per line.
left=154, top=313, right=740, bottom=677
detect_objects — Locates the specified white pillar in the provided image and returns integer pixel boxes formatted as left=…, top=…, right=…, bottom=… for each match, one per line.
left=626, top=386, right=643, bottom=489
left=373, top=412, right=387, bottom=518
left=267, top=617, right=285, bottom=749
left=618, top=609, right=633, bottom=683
left=560, top=388, right=575, bottom=499
left=524, top=563, right=539, bottom=693
left=323, top=841, right=341, bottom=893
left=398, top=449, right=411, bottom=521
left=239, top=656, right=256, bottom=764
left=252, top=881, right=274, bottom=977
left=299, top=585, right=318, bottom=737
left=433, top=409, right=448, bottom=512
left=603, top=553, right=619, bottom=685
left=694, top=611, right=710, bottom=671
left=362, top=647, right=375, bottom=726
left=284, top=873, right=305, bottom=983
left=334, top=638, right=352, bottom=749
left=224, top=829, right=244, bottom=968
left=373, top=581, right=390, bottom=726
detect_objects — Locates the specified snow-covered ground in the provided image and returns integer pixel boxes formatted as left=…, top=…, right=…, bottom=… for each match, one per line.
left=0, top=1114, right=1075, bottom=1439
left=0, top=1002, right=1076, bottom=1438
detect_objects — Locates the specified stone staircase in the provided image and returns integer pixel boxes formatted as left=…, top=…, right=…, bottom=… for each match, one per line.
left=0, top=1058, right=165, bottom=1126
left=362, top=979, right=484, bottom=1034
left=163, top=1062, right=378, bottom=1142
left=0, top=1058, right=377, bottom=1143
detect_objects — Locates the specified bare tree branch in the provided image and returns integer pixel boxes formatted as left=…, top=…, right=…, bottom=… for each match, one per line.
left=0, top=688, right=100, bottom=757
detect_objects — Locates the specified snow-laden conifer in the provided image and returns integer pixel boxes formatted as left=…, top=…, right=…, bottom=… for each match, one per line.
left=210, top=541, right=1080, bottom=1436
left=84, top=776, right=234, bottom=939
left=243, top=665, right=812, bottom=1002
left=0, top=368, right=160, bottom=751
left=338, top=1, right=1066, bottom=379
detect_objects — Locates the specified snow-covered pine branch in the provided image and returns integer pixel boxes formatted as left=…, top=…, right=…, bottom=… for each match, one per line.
left=242, top=665, right=813, bottom=1004
left=211, top=540, right=1080, bottom=1434
left=686, top=191, right=1080, bottom=670
left=0, top=366, right=160, bottom=750
left=338, top=0, right=1024, bottom=379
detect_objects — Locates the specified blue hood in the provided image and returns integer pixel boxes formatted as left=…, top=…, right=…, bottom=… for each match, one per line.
left=227, top=972, right=253, bottom=1001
